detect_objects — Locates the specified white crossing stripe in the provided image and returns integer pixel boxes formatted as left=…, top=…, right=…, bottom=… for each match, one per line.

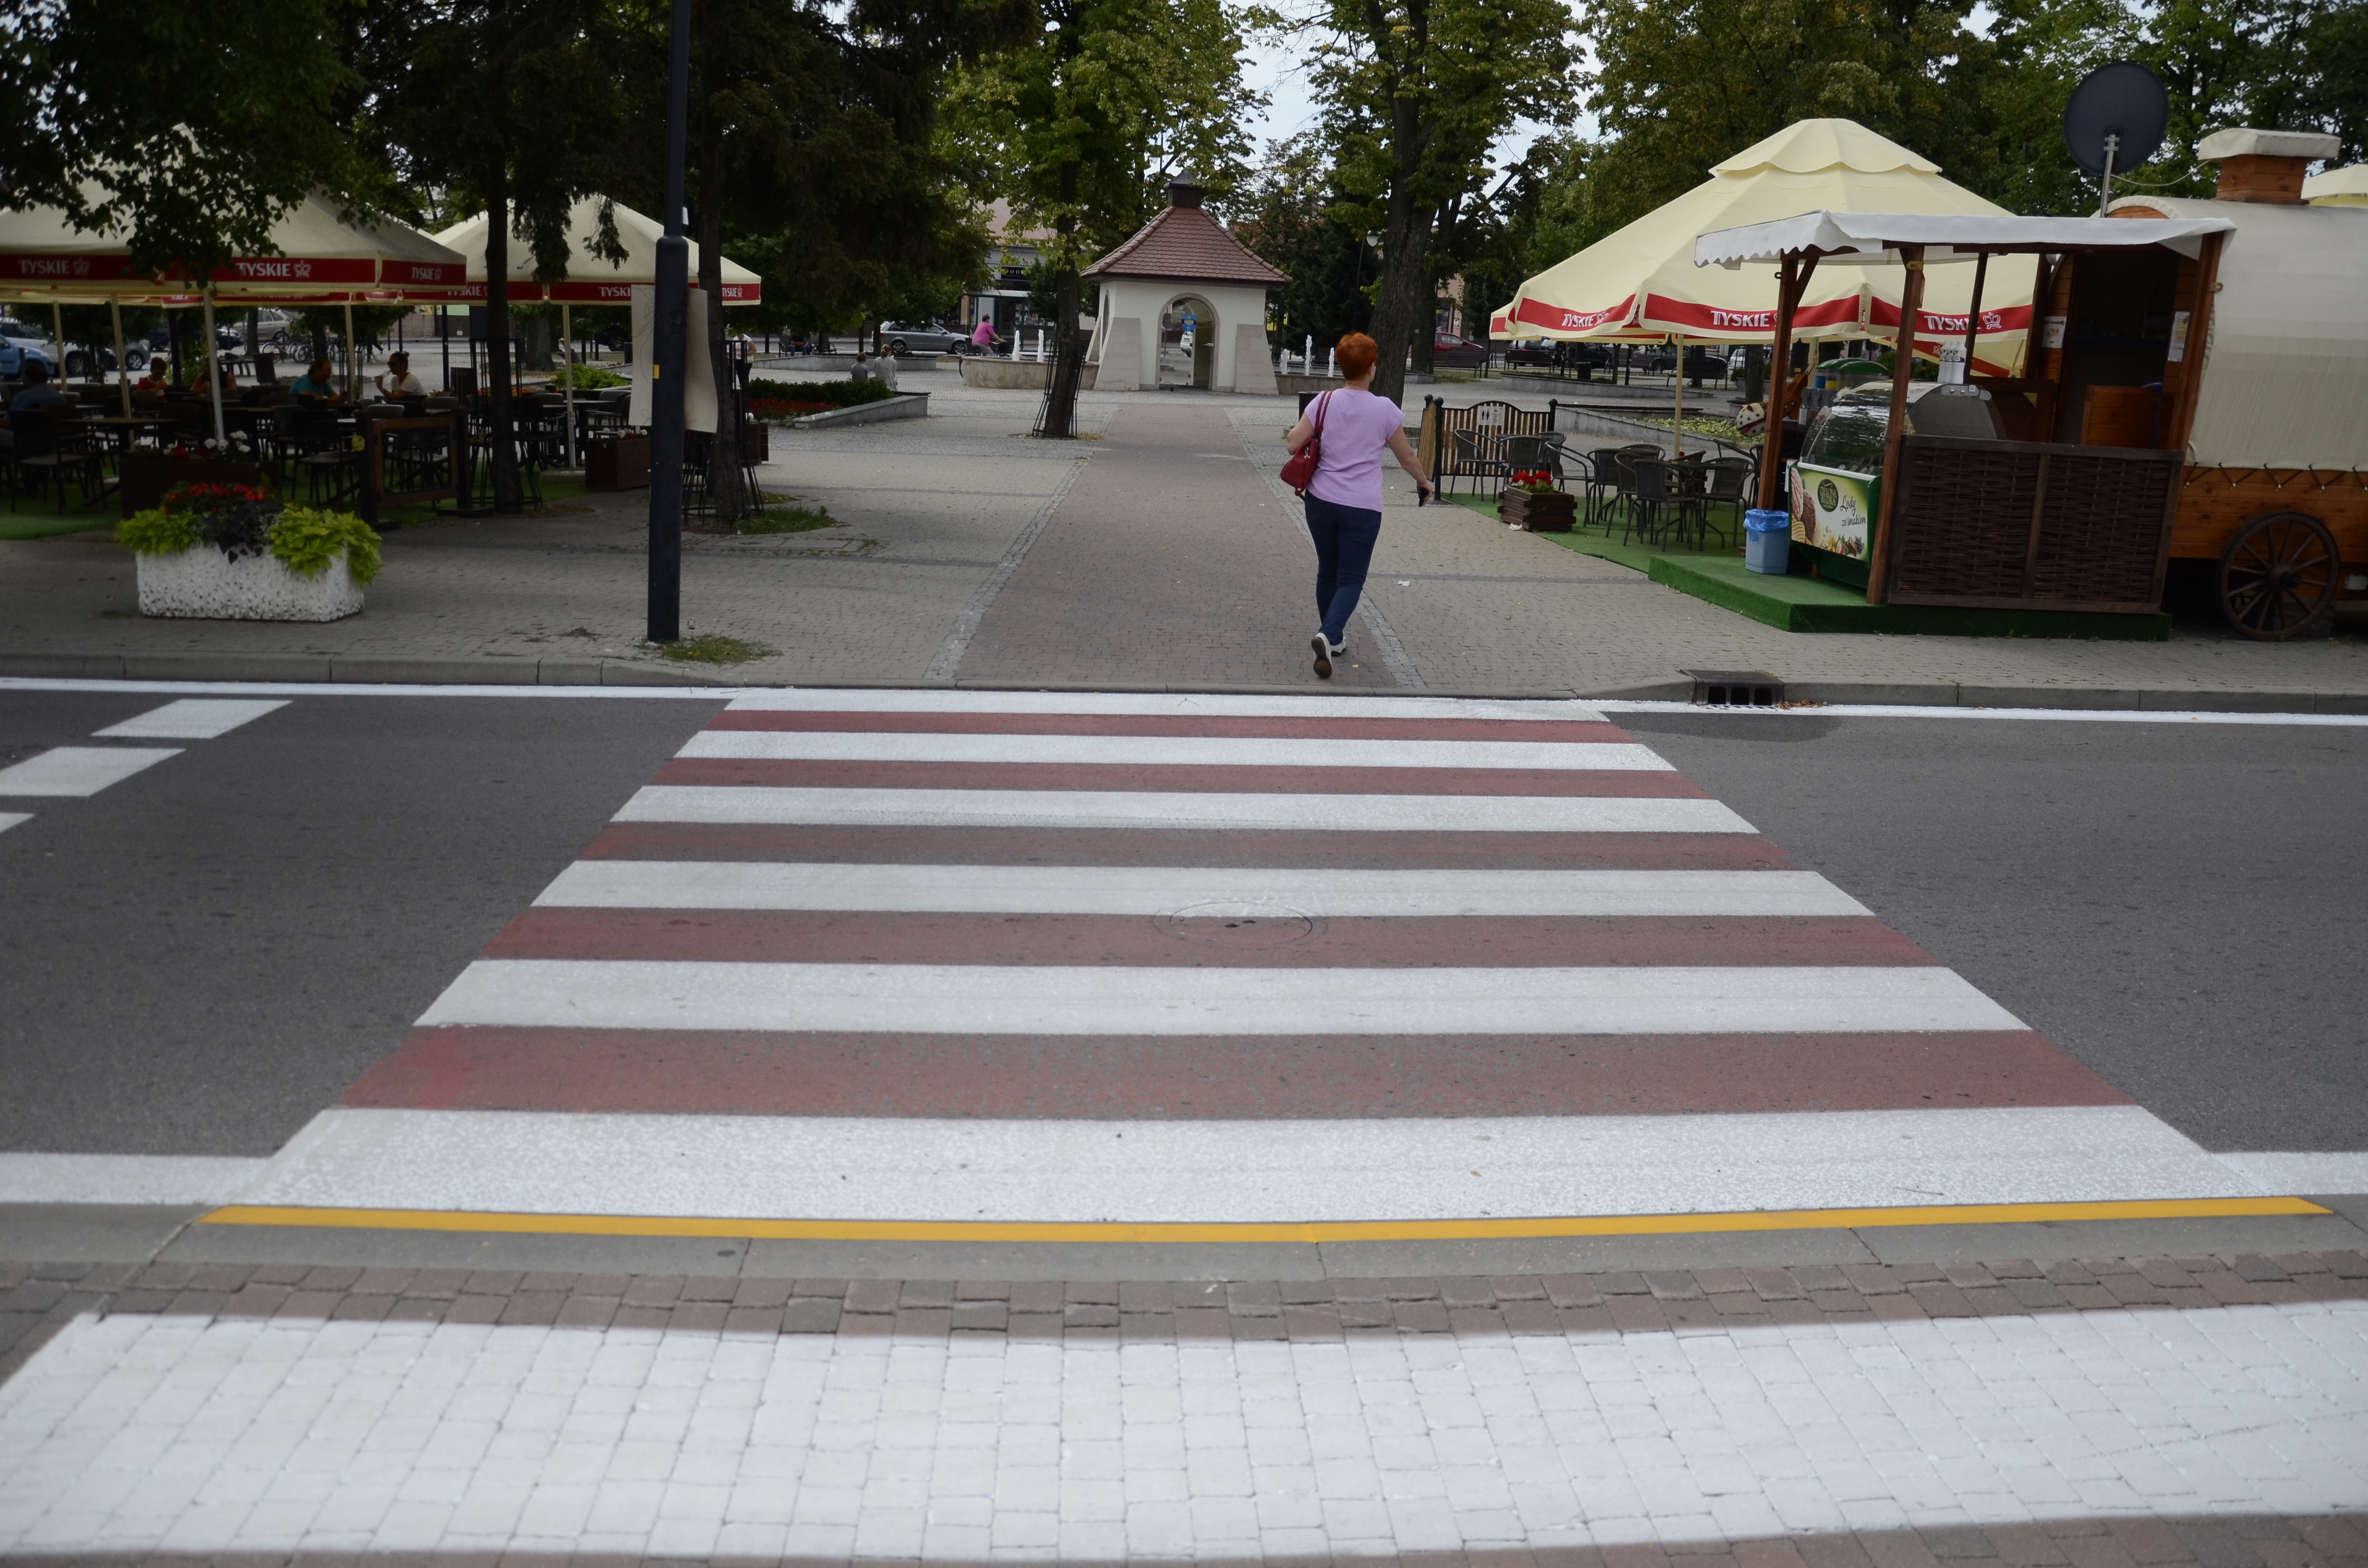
left=727, top=690, right=1609, bottom=721
left=244, top=1104, right=2246, bottom=1220
left=418, top=959, right=2022, bottom=1035
left=92, top=698, right=287, bottom=739
left=0, top=746, right=179, bottom=797
left=536, top=861, right=1872, bottom=918
left=616, top=785, right=1756, bottom=834
left=0, top=1153, right=267, bottom=1206
left=679, top=729, right=1669, bottom=771
left=0, top=812, right=27, bottom=834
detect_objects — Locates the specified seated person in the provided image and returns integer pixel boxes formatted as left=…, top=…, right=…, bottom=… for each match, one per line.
left=135, top=364, right=172, bottom=393
left=7, top=360, right=68, bottom=453
left=288, top=357, right=345, bottom=402
left=372, top=351, right=427, bottom=401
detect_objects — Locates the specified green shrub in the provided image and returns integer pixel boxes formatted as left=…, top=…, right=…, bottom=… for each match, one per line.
left=271, top=505, right=383, bottom=585
left=114, top=490, right=382, bottom=585
left=116, top=507, right=199, bottom=555
left=549, top=362, right=629, bottom=390
left=746, top=377, right=895, bottom=410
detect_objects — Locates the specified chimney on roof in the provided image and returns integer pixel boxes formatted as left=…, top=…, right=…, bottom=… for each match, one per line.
left=1168, top=177, right=1206, bottom=209
left=2198, top=127, right=2341, bottom=204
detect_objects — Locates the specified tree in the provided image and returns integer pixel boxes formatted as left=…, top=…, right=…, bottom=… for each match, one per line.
left=1231, top=135, right=1377, bottom=353
left=0, top=0, right=356, bottom=278
left=374, top=0, right=627, bottom=514
left=1301, top=0, right=1578, bottom=402
left=635, top=0, right=1022, bottom=523
left=947, top=0, right=1262, bottom=436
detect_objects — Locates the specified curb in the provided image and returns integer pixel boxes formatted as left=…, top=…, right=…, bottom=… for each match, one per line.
left=789, top=392, right=928, bottom=429
left=5, top=653, right=2368, bottom=712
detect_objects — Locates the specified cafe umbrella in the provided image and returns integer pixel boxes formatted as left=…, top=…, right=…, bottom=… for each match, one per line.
left=432, top=196, right=763, bottom=466
left=1490, top=119, right=2040, bottom=440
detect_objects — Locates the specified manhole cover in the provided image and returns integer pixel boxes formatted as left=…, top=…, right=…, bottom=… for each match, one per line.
left=1153, top=901, right=1318, bottom=948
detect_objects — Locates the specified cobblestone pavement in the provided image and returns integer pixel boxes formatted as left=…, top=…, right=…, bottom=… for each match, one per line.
left=2, top=1258, right=2364, bottom=1560
left=1, top=368, right=2363, bottom=700
left=958, top=403, right=1402, bottom=689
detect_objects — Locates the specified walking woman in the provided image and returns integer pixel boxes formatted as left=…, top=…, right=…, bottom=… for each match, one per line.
left=1282, top=332, right=1433, bottom=679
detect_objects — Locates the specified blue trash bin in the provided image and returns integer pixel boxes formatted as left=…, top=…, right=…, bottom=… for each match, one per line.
left=1744, top=508, right=1790, bottom=575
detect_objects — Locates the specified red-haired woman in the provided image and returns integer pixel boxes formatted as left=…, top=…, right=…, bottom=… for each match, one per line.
left=1281, top=332, right=1433, bottom=678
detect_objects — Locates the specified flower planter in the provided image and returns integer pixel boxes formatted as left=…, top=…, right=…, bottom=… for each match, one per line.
left=1499, top=487, right=1576, bottom=532
left=136, top=546, right=364, bottom=622
left=119, top=458, right=270, bottom=517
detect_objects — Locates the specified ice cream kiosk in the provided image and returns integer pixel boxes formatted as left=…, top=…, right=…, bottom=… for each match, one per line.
left=1696, top=129, right=2368, bottom=637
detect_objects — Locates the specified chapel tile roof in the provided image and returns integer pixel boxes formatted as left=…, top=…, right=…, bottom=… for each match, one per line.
left=1082, top=201, right=1290, bottom=286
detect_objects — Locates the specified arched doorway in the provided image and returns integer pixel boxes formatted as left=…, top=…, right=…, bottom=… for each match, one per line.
left=1159, top=294, right=1218, bottom=389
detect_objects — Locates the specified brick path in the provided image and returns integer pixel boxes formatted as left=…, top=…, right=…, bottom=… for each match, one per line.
left=957, top=402, right=1400, bottom=687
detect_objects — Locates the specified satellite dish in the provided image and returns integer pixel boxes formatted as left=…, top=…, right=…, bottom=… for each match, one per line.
left=2063, top=61, right=2169, bottom=189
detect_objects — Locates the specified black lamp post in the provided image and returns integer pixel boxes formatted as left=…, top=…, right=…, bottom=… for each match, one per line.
left=646, top=0, right=692, bottom=643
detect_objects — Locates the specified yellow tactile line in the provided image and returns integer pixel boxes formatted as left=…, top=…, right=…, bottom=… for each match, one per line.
left=198, top=1196, right=2328, bottom=1243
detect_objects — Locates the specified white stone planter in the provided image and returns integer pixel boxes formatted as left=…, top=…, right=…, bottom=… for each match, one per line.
left=135, top=546, right=365, bottom=622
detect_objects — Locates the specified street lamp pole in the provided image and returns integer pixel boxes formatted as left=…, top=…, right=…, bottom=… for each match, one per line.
left=646, top=0, right=692, bottom=643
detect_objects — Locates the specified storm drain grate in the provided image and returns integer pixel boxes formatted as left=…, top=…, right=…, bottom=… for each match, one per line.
left=1684, top=668, right=1785, bottom=707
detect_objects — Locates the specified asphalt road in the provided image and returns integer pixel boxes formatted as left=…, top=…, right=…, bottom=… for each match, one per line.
left=2, top=688, right=2362, bottom=1159
left=0, top=689, right=722, bottom=1156
left=1623, top=709, right=2368, bottom=1153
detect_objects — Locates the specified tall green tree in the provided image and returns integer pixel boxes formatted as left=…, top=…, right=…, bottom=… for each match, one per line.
left=376, top=0, right=627, bottom=513
left=1303, top=0, right=1578, bottom=400
left=0, top=0, right=355, bottom=277
left=947, top=0, right=1262, bottom=435
left=1231, top=135, right=1378, bottom=353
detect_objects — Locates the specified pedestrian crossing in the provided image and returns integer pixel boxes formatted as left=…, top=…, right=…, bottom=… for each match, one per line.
left=214, top=690, right=2303, bottom=1234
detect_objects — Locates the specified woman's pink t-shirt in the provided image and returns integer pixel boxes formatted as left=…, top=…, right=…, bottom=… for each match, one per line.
left=1303, top=389, right=1404, bottom=513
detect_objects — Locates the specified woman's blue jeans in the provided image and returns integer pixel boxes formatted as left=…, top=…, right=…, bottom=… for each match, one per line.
left=1304, top=495, right=1382, bottom=645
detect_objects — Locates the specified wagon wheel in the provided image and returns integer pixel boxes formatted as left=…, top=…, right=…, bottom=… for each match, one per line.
left=2218, top=511, right=2341, bottom=640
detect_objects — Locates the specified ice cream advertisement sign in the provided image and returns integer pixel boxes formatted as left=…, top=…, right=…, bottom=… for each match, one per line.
left=1790, top=461, right=1877, bottom=559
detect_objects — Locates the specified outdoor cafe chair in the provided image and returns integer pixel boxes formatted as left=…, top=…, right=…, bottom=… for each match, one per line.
left=1622, top=458, right=1699, bottom=548
left=4, top=410, right=107, bottom=512
left=1500, top=432, right=1568, bottom=490
left=1695, top=455, right=1756, bottom=548
left=286, top=406, right=360, bottom=508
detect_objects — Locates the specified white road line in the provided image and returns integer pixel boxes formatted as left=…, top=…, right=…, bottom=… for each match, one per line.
left=535, top=862, right=1872, bottom=918
left=615, top=785, right=1756, bottom=834
left=0, top=812, right=27, bottom=834
left=0, top=746, right=180, bottom=797
left=417, top=959, right=2021, bottom=1035
left=2215, top=1151, right=2368, bottom=1194
left=679, top=730, right=1670, bottom=771
left=728, top=690, right=1607, bottom=721
left=240, top=1104, right=2248, bottom=1219
left=9, top=1305, right=2365, bottom=1555
left=1594, top=699, right=2368, bottom=727
left=92, top=698, right=287, bottom=739
left=0, top=1153, right=267, bottom=1206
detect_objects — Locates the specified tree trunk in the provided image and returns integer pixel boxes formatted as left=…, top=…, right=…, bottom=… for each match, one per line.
left=1409, top=266, right=1437, bottom=375
left=1040, top=159, right=1083, bottom=439
left=481, top=172, right=522, bottom=514
left=1366, top=173, right=1433, bottom=404
left=309, top=320, right=329, bottom=365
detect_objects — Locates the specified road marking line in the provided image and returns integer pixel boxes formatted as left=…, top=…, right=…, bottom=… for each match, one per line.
left=197, top=1195, right=2330, bottom=1240
left=93, top=698, right=287, bottom=739
left=416, top=959, right=2022, bottom=1035
left=533, top=863, right=1871, bottom=917
left=614, top=785, right=1756, bottom=833
left=0, top=812, right=27, bottom=833
left=730, top=691, right=1607, bottom=721
left=0, top=745, right=180, bottom=797
left=2215, top=1151, right=2368, bottom=1193
left=677, top=730, right=1673, bottom=771
left=0, top=1153, right=268, bottom=1206
left=1593, top=700, right=2368, bottom=727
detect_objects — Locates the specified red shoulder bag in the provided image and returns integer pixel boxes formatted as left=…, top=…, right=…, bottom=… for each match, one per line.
left=1281, top=391, right=1329, bottom=495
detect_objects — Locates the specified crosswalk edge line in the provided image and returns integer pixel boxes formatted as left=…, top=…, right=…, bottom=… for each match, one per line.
left=195, top=1196, right=2330, bottom=1241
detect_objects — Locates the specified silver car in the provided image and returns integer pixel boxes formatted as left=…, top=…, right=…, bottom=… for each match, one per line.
left=876, top=321, right=971, bottom=356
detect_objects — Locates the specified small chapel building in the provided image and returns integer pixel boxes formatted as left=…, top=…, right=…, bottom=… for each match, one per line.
left=1083, top=179, right=1288, bottom=394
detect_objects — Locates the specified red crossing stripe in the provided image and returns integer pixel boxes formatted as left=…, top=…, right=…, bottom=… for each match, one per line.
left=708, top=711, right=1639, bottom=744
left=580, top=824, right=1797, bottom=871
left=652, top=759, right=1709, bottom=798
left=486, top=909, right=1930, bottom=969
left=345, top=1027, right=2131, bottom=1117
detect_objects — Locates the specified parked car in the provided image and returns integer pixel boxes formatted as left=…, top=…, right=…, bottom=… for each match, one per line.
left=1432, top=331, right=1490, bottom=368
left=54, top=341, right=151, bottom=376
left=876, top=321, right=970, bottom=356
left=0, top=318, right=58, bottom=379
